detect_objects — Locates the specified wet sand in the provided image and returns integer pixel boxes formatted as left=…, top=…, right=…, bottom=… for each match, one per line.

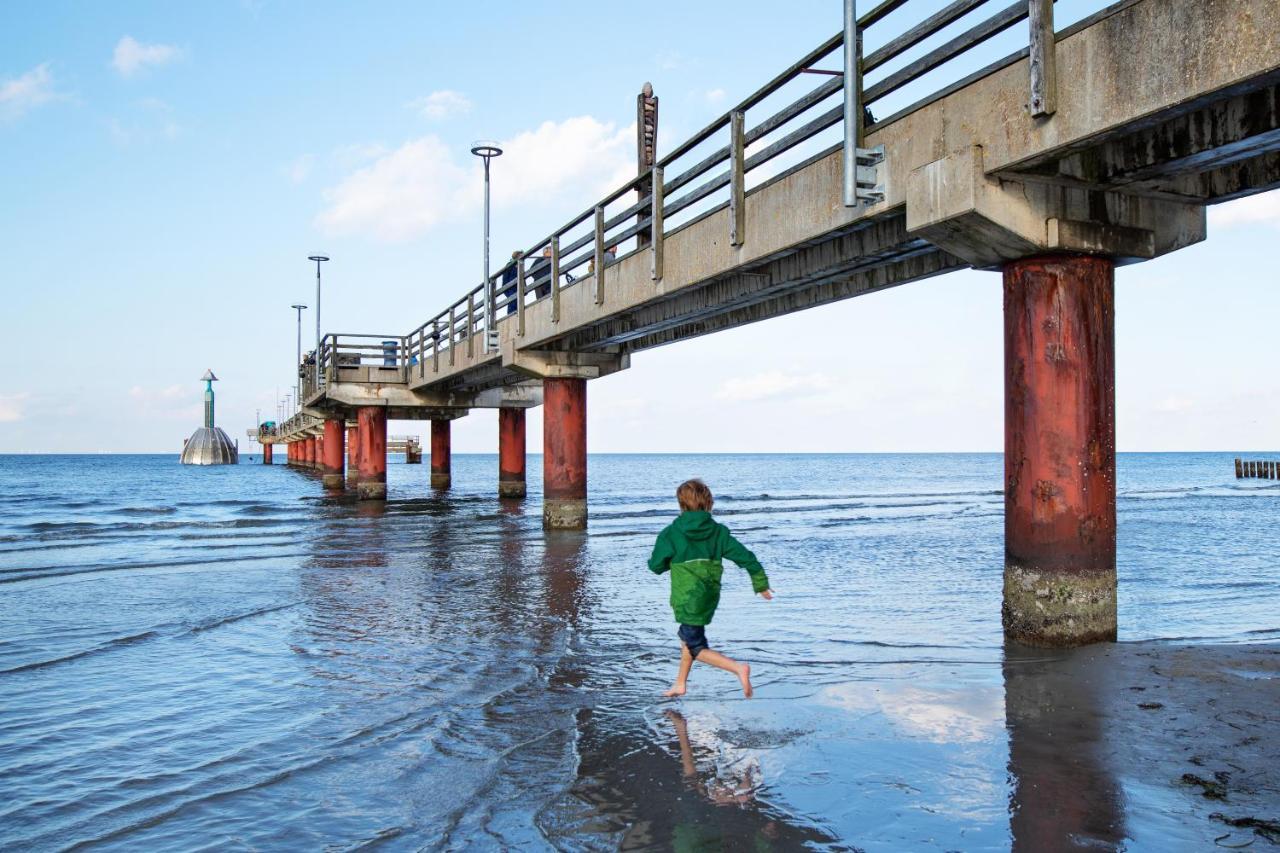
left=1005, top=641, right=1280, bottom=850
left=548, top=641, right=1280, bottom=850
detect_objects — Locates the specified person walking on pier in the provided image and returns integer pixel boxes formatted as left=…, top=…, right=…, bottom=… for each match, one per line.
left=649, top=479, right=773, bottom=698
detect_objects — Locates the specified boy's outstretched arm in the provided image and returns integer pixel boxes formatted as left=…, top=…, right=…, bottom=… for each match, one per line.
left=648, top=528, right=674, bottom=575
left=721, top=529, right=773, bottom=597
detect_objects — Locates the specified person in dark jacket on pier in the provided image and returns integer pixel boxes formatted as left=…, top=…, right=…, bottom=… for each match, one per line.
left=501, top=250, right=519, bottom=315
left=648, top=479, right=773, bottom=698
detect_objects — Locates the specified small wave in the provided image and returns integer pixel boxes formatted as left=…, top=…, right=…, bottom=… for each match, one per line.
left=0, top=630, right=160, bottom=675
left=187, top=602, right=301, bottom=634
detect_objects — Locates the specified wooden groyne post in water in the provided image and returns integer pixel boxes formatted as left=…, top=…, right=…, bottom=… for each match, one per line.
left=1236, top=458, right=1278, bottom=479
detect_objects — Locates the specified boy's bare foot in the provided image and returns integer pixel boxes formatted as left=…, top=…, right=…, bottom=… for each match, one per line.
left=738, top=663, right=753, bottom=699
left=663, top=684, right=687, bottom=698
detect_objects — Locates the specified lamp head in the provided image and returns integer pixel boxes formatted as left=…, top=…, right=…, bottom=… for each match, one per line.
left=470, top=140, right=503, bottom=159
left=291, top=303, right=307, bottom=311
left=307, top=255, right=330, bottom=263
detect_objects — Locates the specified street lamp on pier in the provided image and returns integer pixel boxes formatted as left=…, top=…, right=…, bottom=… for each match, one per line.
left=470, top=141, right=503, bottom=352
left=291, top=303, right=307, bottom=407
left=307, top=256, right=329, bottom=386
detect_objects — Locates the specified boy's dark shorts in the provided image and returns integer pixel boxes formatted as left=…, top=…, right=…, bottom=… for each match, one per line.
left=678, top=624, right=709, bottom=659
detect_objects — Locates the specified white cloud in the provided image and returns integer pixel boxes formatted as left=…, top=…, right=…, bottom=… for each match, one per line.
left=0, top=63, right=63, bottom=119
left=284, top=153, right=315, bottom=184
left=315, top=136, right=470, bottom=241
left=705, top=88, right=726, bottom=104
left=714, top=370, right=834, bottom=403
left=112, top=36, right=182, bottom=77
left=408, top=90, right=471, bottom=121
left=1209, top=191, right=1280, bottom=230
left=0, top=393, right=30, bottom=422
left=315, top=115, right=634, bottom=242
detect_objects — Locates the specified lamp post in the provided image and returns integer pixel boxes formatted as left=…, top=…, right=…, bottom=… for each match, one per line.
left=470, top=141, right=503, bottom=352
left=291, top=303, right=307, bottom=407
left=307, top=255, right=329, bottom=386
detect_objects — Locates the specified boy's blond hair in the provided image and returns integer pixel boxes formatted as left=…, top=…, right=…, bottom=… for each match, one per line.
left=676, top=479, right=714, bottom=512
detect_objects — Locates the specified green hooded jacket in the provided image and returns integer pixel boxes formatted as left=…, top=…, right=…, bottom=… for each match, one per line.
left=647, top=510, right=770, bottom=626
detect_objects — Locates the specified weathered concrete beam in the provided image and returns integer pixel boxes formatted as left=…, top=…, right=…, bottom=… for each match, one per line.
left=623, top=249, right=963, bottom=351
left=906, top=145, right=1205, bottom=268
left=505, top=348, right=629, bottom=381
left=1004, top=82, right=1280, bottom=202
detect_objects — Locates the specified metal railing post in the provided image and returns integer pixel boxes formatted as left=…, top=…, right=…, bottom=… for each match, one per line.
left=1029, top=0, right=1057, bottom=117
left=730, top=111, right=746, bottom=246
left=593, top=206, right=606, bottom=305
left=516, top=251, right=526, bottom=337
left=467, top=293, right=476, bottom=359
left=550, top=235, right=561, bottom=324
left=843, top=0, right=861, bottom=207
left=651, top=166, right=664, bottom=281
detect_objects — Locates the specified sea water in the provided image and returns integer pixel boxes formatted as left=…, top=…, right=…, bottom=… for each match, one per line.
left=0, top=453, right=1276, bottom=849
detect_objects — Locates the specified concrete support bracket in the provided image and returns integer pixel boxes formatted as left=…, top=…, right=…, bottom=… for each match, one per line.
left=504, top=347, right=629, bottom=381
left=906, top=145, right=1204, bottom=268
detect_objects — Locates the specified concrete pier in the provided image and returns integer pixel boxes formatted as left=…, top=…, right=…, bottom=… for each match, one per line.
left=356, top=406, right=387, bottom=500
left=1003, top=255, right=1117, bottom=647
left=430, top=419, right=451, bottom=490
left=346, top=425, right=359, bottom=487
left=498, top=408, right=526, bottom=499
left=305, top=436, right=316, bottom=468
left=543, top=377, right=587, bottom=529
left=269, top=0, right=1280, bottom=644
left=263, top=443, right=272, bottom=465
left=322, top=419, right=345, bottom=489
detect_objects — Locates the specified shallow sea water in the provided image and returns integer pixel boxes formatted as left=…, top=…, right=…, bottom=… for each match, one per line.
left=0, top=452, right=1276, bottom=850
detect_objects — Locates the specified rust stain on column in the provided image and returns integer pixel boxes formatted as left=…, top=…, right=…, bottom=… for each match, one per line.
left=543, top=377, right=587, bottom=529
left=498, top=407, right=527, bottom=499
left=430, top=419, right=451, bottom=490
left=346, top=426, right=359, bottom=486
left=1004, top=254, right=1116, bottom=647
left=357, top=407, right=387, bottom=500
left=321, top=418, right=345, bottom=489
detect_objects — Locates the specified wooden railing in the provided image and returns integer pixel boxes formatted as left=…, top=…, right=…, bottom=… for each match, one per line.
left=304, top=0, right=1115, bottom=386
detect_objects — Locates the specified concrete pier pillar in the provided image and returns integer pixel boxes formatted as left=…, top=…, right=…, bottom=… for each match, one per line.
left=1003, top=255, right=1117, bottom=647
left=430, top=419, right=451, bottom=490
left=304, top=436, right=316, bottom=468
left=321, top=418, right=345, bottom=489
left=543, top=377, right=587, bottom=529
left=346, top=425, right=359, bottom=487
left=356, top=406, right=387, bottom=500
left=498, top=407, right=527, bottom=499
left=263, top=443, right=273, bottom=465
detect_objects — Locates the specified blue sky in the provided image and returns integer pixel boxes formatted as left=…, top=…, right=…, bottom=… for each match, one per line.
left=2, top=1, right=1277, bottom=454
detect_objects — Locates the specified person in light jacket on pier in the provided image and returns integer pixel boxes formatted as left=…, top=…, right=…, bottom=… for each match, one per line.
left=648, top=479, right=773, bottom=698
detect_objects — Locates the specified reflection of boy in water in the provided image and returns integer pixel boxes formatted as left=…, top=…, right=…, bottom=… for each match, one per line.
left=665, top=710, right=764, bottom=808
left=648, top=479, right=773, bottom=698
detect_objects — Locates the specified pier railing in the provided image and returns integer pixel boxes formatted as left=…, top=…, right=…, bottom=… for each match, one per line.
left=305, top=0, right=1114, bottom=386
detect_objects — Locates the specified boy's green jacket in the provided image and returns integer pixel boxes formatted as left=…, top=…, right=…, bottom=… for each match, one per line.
left=647, top=510, right=769, bottom=626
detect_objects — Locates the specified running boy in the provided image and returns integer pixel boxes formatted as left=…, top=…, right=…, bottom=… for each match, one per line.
left=648, top=479, right=773, bottom=698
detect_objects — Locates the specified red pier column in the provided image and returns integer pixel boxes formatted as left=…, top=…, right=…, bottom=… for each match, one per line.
left=498, top=408, right=527, bottom=499
left=304, top=436, right=316, bottom=468
left=346, top=425, right=359, bottom=486
left=263, top=443, right=273, bottom=465
left=357, top=406, right=387, bottom=500
left=1004, top=255, right=1117, bottom=647
left=543, top=377, right=587, bottom=529
left=322, top=418, right=345, bottom=489
left=430, top=419, right=451, bottom=490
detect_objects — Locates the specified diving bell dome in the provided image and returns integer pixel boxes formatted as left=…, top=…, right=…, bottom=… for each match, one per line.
left=180, top=369, right=239, bottom=465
